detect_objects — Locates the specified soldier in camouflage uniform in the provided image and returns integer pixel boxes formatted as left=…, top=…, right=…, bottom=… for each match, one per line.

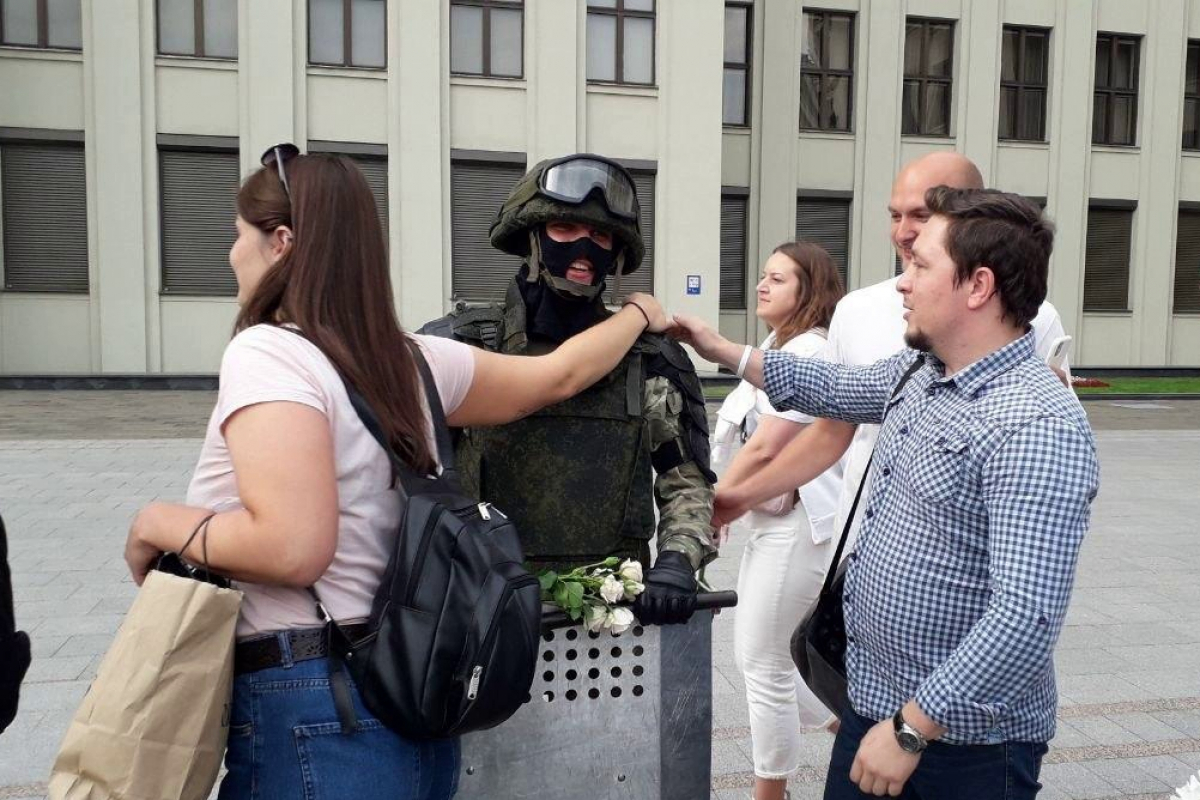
left=421, top=154, right=715, bottom=625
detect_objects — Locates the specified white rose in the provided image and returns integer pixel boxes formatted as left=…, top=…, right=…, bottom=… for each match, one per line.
left=607, top=607, right=635, bottom=635
left=623, top=580, right=644, bottom=601
left=599, top=574, right=625, bottom=604
left=583, top=604, right=608, bottom=634
left=618, top=559, right=643, bottom=584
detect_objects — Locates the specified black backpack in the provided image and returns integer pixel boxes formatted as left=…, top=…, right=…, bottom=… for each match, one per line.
left=315, top=348, right=542, bottom=740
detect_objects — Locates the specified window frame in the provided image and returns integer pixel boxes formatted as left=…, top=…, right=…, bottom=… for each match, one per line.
left=998, top=24, right=1049, bottom=142
left=307, top=0, right=388, bottom=70
left=1092, top=32, right=1140, bottom=147
left=156, top=0, right=237, bottom=60
left=586, top=0, right=656, bottom=87
left=723, top=0, right=752, bottom=128
left=1183, top=41, right=1200, bottom=151
left=902, top=17, right=955, bottom=138
left=799, top=9, right=855, bottom=133
left=450, top=0, right=524, bottom=79
left=0, top=0, right=82, bottom=51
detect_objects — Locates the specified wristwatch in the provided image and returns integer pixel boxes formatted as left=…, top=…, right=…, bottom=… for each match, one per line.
left=892, top=709, right=929, bottom=754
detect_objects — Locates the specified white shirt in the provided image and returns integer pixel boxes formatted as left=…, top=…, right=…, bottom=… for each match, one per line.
left=186, top=325, right=476, bottom=638
left=714, top=330, right=845, bottom=543
left=823, top=276, right=1070, bottom=544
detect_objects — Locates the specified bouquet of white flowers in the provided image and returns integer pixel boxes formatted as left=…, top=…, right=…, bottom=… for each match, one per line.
left=1175, top=771, right=1200, bottom=800
left=537, top=557, right=645, bottom=634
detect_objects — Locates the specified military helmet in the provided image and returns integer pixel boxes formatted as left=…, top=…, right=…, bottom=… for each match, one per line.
left=489, top=154, right=645, bottom=273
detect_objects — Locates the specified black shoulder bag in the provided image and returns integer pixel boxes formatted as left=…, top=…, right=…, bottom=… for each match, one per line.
left=790, top=359, right=923, bottom=717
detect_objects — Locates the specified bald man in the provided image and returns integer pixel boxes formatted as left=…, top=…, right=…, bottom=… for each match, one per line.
left=715, top=153, right=1069, bottom=539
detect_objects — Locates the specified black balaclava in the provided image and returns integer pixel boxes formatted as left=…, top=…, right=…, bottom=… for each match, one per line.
left=517, top=228, right=619, bottom=343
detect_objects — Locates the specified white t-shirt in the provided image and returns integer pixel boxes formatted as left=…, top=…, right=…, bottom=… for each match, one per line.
left=744, top=330, right=845, bottom=541
left=823, top=276, right=1070, bottom=545
left=185, top=325, right=476, bottom=638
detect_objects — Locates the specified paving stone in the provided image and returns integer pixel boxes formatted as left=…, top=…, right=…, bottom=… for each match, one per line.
left=1084, top=757, right=1174, bottom=793
left=1038, top=762, right=1120, bottom=798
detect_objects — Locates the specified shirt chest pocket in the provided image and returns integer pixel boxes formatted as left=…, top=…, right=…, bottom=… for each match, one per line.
left=906, top=429, right=969, bottom=506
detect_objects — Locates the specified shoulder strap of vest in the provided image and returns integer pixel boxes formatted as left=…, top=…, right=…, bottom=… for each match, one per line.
left=641, top=333, right=717, bottom=485
left=417, top=305, right=505, bottom=351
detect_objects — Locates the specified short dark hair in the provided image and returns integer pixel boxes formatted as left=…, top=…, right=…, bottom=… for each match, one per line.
left=924, top=187, right=1054, bottom=329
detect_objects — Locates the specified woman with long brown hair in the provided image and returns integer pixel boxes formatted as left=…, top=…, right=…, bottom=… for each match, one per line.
left=123, top=147, right=671, bottom=800
left=712, top=241, right=844, bottom=800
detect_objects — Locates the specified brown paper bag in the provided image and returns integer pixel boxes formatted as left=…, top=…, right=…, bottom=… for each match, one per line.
left=48, top=570, right=242, bottom=800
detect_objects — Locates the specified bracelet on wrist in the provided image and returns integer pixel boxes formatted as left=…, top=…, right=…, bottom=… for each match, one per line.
left=623, top=300, right=651, bottom=330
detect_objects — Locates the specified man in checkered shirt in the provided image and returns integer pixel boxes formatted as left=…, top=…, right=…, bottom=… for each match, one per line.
left=674, top=188, right=1098, bottom=798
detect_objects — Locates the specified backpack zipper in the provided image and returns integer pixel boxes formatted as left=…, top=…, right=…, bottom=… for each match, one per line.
left=467, top=665, right=482, bottom=700
left=402, top=514, right=441, bottom=606
left=475, top=502, right=507, bottom=521
left=458, top=573, right=539, bottom=710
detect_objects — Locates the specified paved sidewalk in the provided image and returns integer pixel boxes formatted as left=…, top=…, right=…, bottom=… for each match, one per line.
left=0, top=393, right=1198, bottom=798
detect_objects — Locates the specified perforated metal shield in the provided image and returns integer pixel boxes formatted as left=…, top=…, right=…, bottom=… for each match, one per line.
left=457, top=612, right=716, bottom=799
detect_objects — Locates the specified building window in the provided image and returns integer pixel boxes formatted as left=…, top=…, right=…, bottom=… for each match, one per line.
left=309, top=0, right=386, bottom=69
left=1183, top=42, right=1200, bottom=150
left=800, top=10, right=853, bottom=132
left=1093, top=33, right=1139, bottom=146
left=1, top=139, right=89, bottom=293
left=720, top=194, right=748, bottom=310
left=159, top=147, right=240, bottom=296
left=902, top=18, right=953, bottom=136
left=1083, top=205, right=1133, bottom=312
left=451, top=159, right=527, bottom=303
left=796, top=195, right=851, bottom=289
left=0, top=0, right=82, bottom=50
left=999, top=25, right=1048, bottom=141
left=157, top=0, right=237, bottom=59
left=1174, top=208, right=1200, bottom=313
left=723, top=1, right=751, bottom=127
left=451, top=0, right=522, bottom=78
left=586, top=0, right=655, bottom=86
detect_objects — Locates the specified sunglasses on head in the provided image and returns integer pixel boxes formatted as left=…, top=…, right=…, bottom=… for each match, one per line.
left=260, top=143, right=301, bottom=199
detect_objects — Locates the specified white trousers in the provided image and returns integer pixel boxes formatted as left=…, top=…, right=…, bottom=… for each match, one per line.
left=733, top=516, right=838, bottom=779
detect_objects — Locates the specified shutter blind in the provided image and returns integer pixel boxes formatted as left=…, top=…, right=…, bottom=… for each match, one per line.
left=160, top=149, right=240, bottom=296
left=1, top=143, right=89, bottom=293
left=350, top=156, right=389, bottom=237
left=720, top=195, right=748, bottom=310
left=795, top=197, right=850, bottom=288
left=451, top=161, right=526, bottom=302
left=1174, top=210, right=1200, bottom=313
left=1083, top=207, right=1132, bottom=312
left=606, top=170, right=655, bottom=301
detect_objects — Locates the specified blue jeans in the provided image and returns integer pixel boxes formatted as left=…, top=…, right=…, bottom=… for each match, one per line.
left=218, top=652, right=459, bottom=800
left=824, top=705, right=1047, bottom=800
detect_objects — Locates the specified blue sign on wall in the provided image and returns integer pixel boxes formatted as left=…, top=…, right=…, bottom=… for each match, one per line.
left=686, top=275, right=701, bottom=295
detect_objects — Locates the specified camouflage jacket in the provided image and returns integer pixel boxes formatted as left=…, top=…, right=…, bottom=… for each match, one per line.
left=420, top=280, right=716, bottom=571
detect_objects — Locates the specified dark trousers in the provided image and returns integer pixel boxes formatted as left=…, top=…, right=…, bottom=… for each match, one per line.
left=824, top=704, right=1048, bottom=800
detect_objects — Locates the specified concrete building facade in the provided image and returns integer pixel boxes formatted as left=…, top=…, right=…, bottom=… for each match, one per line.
left=1, top=0, right=1199, bottom=375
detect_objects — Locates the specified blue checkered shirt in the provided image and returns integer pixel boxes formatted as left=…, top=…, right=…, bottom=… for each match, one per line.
left=763, top=332, right=1099, bottom=744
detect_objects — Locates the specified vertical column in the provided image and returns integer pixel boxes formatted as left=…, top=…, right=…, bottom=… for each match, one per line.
left=751, top=1, right=801, bottom=294
left=527, top=0, right=579, bottom=162
left=393, top=0, right=448, bottom=326
left=239, top=0, right=300, bottom=174
left=657, top=0, right=723, bottom=359
left=851, top=2, right=906, bottom=286
left=1134, top=0, right=1188, bottom=363
left=958, top=0, right=1003, bottom=182
left=84, top=0, right=150, bottom=372
left=1044, top=0, right=1097, bottom=337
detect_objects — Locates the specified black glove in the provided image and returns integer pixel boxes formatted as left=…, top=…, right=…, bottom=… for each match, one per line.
left=633, top=551, right=698, bottom=626
left=0, top=630, right=31, bottom=734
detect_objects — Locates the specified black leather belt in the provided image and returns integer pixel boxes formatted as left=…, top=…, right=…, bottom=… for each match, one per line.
left=234, top=623, right=370, bottom=676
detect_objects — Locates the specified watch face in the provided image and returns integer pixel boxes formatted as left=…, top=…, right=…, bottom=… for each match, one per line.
left=897, top=731, right=924, bottom=753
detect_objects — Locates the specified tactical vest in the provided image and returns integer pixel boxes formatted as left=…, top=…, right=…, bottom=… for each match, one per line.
left=455, top=343, right=657, bottom=569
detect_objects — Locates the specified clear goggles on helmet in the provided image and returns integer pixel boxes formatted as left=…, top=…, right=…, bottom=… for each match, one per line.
left=537, top=155, right=640, bottom=221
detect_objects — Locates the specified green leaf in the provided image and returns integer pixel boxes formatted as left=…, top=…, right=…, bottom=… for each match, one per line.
left=553, top=581, right=570, bottom=609
left=538, top=570, right=559, bottom=593
left=566, top=581, right=585, bottom=607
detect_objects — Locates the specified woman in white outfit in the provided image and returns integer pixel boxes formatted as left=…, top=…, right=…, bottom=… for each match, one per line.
left=713, top=242, right=844, bottom=800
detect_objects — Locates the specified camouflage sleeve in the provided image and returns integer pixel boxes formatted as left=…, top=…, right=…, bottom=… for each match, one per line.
left=643, top=376, right=717, bottom=570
